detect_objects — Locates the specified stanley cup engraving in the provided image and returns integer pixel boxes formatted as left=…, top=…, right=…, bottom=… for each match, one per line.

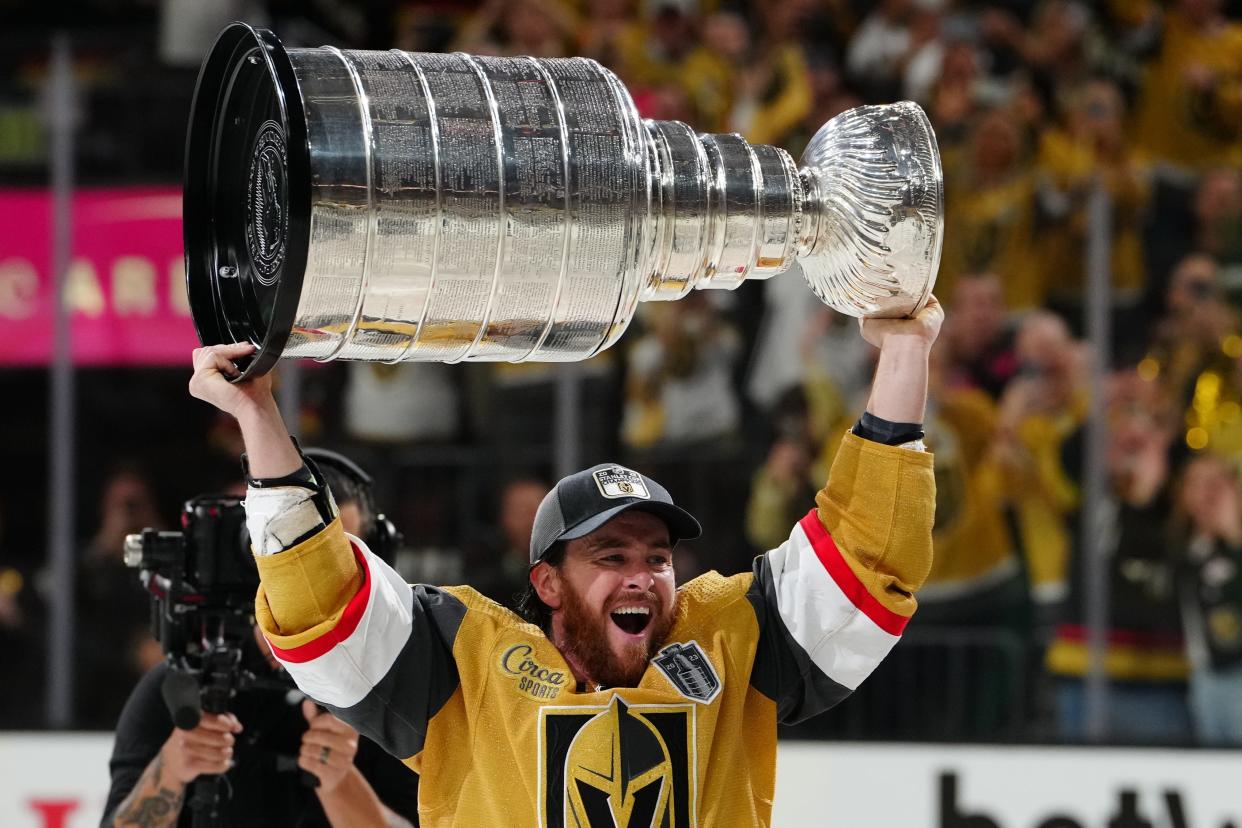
left=185, top=24, right=942, bottom=378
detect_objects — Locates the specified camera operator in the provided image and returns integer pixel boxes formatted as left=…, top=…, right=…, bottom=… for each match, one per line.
left=101, top=459, right=417, bottom=828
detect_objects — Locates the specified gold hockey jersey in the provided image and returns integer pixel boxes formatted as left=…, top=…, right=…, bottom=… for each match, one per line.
left=253, top=434, right=935, bottom=827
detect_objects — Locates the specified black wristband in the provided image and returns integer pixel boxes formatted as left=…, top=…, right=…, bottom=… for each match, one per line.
left=241, top=436, right=320, bottom=491
left=243, top=461, right=317, bottom=490
left=240, top=438, right=336, bottom=525
left=851, top=411, right=925, bottom=446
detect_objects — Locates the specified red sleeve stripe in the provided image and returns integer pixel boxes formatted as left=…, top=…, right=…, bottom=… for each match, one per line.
left=798, top=509, right=910, bottom=636
left=268, top=541, right=372, bottom=664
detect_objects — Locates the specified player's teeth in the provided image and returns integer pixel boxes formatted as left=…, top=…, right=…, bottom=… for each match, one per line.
left=613, top=607, right=650, bottom=615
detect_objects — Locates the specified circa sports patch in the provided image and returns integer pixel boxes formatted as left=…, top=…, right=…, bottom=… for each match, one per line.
left=592, top=467, right=650, bottom=500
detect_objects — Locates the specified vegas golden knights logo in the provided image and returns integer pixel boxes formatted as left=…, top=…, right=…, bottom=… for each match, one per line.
left=539, top=697, right=696, bottom=828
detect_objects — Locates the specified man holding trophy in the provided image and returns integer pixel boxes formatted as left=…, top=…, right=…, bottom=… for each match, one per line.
left=183, top=23, right=944, bottom=826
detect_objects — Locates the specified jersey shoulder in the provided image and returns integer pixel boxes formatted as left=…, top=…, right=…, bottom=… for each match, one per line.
left=437, top=585, right=573, bottom=702
left=440, top=584, right=536, bottom=631
left=673, top=569, right=756, bottom=632
left=439, top=585, right=526, bottom=625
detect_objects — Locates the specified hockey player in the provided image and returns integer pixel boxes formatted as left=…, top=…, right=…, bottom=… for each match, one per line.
left=187, top=296, right=942, bottom=827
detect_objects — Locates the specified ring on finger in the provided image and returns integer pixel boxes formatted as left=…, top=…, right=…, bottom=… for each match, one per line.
left=319, top=745, right=331, bottom=765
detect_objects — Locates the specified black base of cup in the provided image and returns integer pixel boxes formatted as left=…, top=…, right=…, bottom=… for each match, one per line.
left=183, top=22, right=309, bottom=380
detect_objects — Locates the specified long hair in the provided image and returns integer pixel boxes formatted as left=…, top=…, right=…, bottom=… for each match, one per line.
left=516, top=542, right=565, bottom=633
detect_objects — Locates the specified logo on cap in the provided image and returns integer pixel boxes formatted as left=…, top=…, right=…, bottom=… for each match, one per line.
left=592, top=467, right=650, bottom=500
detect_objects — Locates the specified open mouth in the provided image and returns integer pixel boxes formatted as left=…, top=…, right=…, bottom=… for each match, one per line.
left=610, top=606, right=652, bottom=636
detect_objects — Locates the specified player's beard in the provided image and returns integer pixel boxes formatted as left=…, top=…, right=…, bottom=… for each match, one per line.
left=558, top=581, right=675, bottom=689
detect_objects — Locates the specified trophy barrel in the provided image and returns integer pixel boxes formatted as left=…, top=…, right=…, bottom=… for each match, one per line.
left=184, top=24, right=311, bottom=380
left=186, top=23, right=652, bottom=379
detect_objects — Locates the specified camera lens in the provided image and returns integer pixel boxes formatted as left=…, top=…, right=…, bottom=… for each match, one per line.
left=123, top=533, right=146, bottom=568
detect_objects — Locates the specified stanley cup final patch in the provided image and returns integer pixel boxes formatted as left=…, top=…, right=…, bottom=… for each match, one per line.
left=593, top=467, right=650, bottom=500
left=653, top=642, right=721, bottom=704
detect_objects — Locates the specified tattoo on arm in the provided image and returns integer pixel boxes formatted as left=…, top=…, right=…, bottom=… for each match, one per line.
left=113, top=754, right=185, bottom=828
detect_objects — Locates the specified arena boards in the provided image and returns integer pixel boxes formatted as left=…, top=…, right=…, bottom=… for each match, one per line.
left=2, top=735, right=1240, bottom=827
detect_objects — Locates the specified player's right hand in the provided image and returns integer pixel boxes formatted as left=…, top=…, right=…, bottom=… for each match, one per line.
left=188, top=343, right=275, bottom=419
left=858, top=294, right=944, bottom=353
left=159, top=712, right=244, bottom=784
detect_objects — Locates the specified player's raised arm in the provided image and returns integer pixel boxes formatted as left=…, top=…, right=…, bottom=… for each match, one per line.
left=747, top=297, right=942, bottom=724
left=858, top=295, right=942, bottom=427
left=188, top=344, right=463, bottom=766
left=188, top=343, right=302, bottom=478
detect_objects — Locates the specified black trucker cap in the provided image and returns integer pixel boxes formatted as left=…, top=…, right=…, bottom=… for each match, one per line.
left=529, top=463, right=702, bottom=566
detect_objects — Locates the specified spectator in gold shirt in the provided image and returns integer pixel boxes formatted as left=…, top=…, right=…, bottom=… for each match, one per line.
left=941, top=108, right=1042, bottom=310
left=1035, top=78, right=1151, bottom=337
left=676, top=5, right=812, bottom=147
left=1133, top=0, right=1242, bottom=170
left=993, top=312, right=1089, bottom=627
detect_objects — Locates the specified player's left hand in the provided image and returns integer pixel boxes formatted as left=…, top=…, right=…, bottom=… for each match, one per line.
left=298, top=699, right=359, bottom=792
left=859, top=295, right=944, bottom=352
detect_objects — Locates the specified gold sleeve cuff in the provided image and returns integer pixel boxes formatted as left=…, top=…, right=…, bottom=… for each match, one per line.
left=815, top=433, right=936, bottom=618
left=254, top=517, right=364, bottom=638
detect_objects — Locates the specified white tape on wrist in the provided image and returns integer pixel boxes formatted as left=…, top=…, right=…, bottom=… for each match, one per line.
left=244, top=486, right=328, bottom=556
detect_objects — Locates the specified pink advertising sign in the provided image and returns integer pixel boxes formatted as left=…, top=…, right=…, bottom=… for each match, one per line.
left=0, top=187, right=200, bottom=365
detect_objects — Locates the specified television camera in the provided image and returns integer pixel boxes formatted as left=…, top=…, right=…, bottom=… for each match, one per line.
left=124, top=494, right=310, bottom=824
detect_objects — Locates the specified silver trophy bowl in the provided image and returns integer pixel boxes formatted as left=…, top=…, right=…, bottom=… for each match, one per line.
left=185, top=23, right=942, bottom=378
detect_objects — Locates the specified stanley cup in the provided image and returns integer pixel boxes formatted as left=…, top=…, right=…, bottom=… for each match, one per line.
left=184, top=23, right=943, bottom=379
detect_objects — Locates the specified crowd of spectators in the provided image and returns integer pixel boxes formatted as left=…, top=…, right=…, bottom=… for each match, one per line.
left=2, top=0, right=1242, bottom=748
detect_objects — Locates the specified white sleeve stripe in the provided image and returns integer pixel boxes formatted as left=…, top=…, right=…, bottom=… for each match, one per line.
left=273, top=535, right=414, bottom=708
left=765, top=523, right=901, bottom=691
